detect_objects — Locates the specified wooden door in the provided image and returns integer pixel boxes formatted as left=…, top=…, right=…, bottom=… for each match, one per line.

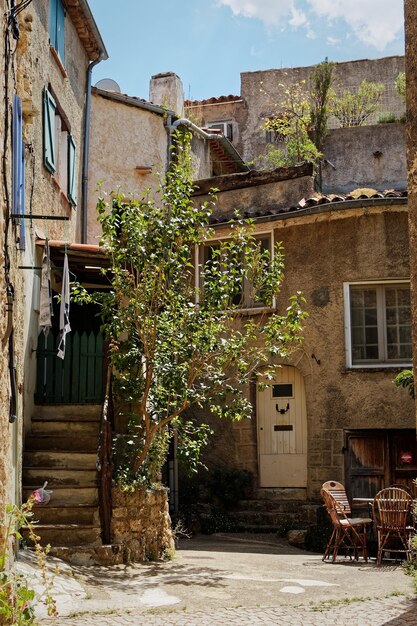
left=345, top=429, right=417, bottom=499
left=257, top=366, right=307, bottom=487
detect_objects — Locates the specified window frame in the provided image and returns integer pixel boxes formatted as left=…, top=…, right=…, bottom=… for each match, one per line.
left=343, top=280, right=412, bottom=369
left=207, top=121, right=234, bottom=142
left=196, top=230, right=275, bottom=312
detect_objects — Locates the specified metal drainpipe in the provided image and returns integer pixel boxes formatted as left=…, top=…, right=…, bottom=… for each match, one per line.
left=81, top=53, right=106, bottom=244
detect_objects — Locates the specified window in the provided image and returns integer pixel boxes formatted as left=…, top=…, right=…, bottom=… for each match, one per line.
left=265, top=115, right=289, bottom=144
left=12, top=94, right=25, bottom=250
left=344, top=282, right=411, bottom=367
left=199, top=234, right=272, bottom=309
left=49, top=0, right=65, bottom=64
left=207, top=121, right=234, bottom=142
left=43, top=88, right=77, bottom=206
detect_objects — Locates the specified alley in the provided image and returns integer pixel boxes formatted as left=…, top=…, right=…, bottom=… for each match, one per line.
left=31, top=534, right=416, bottom=625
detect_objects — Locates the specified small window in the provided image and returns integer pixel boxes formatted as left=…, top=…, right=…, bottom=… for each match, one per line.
left=272, top=384, right=293, bottom=398
left=199, top=234, right=272, bottom=309
left=345, top=282, right=411, bottom=367
left=265, top=115, right=289, bottom=144
left=208, top=121, right=234, bottom=142
left=49, top=0, right=65, bottom=64
left=43, top=88, right=77, bottom=206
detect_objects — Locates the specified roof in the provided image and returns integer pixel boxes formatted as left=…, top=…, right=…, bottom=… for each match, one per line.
left=91, top=87, right=175, bottom=117
left=185, top=95, right=243, bottom=107
left=64, top=0, right=108, bottom=61
left=208, top=188, right=408, bottom=225
left=36, top=240, right=110, bottom=287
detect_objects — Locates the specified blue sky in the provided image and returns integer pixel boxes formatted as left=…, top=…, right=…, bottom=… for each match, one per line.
left=88, top=0, right=404, bottom=102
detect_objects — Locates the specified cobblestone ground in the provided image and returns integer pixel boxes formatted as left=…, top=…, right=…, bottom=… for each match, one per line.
left=42, top=596, right=417, bottom=626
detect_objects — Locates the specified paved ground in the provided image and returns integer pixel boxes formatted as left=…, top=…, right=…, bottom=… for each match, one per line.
left=17, top=534, right=417, bottom=625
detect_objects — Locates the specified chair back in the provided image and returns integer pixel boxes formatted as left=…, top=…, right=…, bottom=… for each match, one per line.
left=321, top=488, right=346, bottom=528
left=372, top=487, right=413, bottom=530
left=321, top=480, right=351, bottom=516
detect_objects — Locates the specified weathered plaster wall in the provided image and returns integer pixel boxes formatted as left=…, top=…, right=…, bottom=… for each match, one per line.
left=112, top=487, right=174, bottom=562
left=241, top=56, right=405, bottom=164
left=322, top=123, right=406, bottom=193
left=87, top=92, right=168, bottom=244
left=405, top=0, right=417, bottom=437
left=199, top=198, right=412, bottom=499
left=0, top=0, right=92, bottom=532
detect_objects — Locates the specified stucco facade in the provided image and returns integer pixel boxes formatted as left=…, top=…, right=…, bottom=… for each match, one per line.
left=192, top=170, right=413, bottom=502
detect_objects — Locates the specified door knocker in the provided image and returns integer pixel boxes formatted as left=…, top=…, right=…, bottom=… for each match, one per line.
left=276, top=402, right=290, bottom=415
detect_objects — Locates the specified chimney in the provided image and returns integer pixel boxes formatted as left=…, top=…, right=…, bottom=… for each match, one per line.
left=149, top=72, right=184, bottom=117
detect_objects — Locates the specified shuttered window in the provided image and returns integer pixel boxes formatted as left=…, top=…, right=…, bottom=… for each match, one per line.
left=49, top=0, right=65, bottom=64
left=43, top=88, right=57, bottom=173
left=12, top=94, right=25, bottom=250
left=67, top=134, right=77, bottom=206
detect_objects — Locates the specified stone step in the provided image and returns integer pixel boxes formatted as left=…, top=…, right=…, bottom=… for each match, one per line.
left=23, top=485, right=98, bottom=506
left=23, top=467, right=97, bottom=487
left=32, top=504, right=99, bottom=525
left=31, top=418, right=100, bottom=436
left=238, top=499, right=312, bottom=513
left=27, top=524, right=102, bottom=547
left=48, top=544, right=124, bottom=567
left=25, top=433, right=98, bottom=452
left=23, top=451, right=97, bottom=469
left=233, top=504, right=320, bottom=527
left=253, top=488, right=307, bottom=501
left=33, top=404, right=102, bottom=420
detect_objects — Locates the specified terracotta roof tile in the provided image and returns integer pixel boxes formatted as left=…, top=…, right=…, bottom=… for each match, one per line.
left=185, top=95, right=242, bottom=107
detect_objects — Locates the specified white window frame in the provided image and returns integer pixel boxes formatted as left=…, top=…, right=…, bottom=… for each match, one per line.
left=344, top=279, right=412, bottom=369
left=195, top=230, right=275, bottom=312
left=207, top=121, right=234, bottom=142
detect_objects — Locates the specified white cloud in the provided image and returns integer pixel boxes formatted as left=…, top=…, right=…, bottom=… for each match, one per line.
left=307, top=0, right=404, bottom=50
left=289, top=7, right=307, bottom=27
left=216, top=0, right=295, bottom=27
left=326, top=36, right=340, bottom=46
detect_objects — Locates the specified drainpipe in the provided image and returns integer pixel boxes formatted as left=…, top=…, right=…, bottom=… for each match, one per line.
left=81, top=53, right=106, bottom=244
left=169, top=118, right=249, bottom=172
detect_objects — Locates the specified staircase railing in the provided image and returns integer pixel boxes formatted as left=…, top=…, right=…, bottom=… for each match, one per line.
left=97, top=366, right=114, bottom=544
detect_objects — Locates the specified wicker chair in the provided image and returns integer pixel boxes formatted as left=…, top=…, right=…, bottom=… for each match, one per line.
left=372, top=487, right=414, bottom=565
left=321, top=487, right=372, bottom=562
left=321, top=481, right=351, bottom=516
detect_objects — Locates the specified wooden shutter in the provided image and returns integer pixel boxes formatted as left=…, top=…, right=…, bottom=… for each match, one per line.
left=12, top=95, right=25, bottom=250
left=67, top=134, right=77, bottom=206
left=43, top=89, right=56, bottom=173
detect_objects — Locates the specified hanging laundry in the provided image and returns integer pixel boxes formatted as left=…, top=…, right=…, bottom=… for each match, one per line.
left=39, top=239, right=53, bottom=336
left=57, top=252, right=71, bottom=359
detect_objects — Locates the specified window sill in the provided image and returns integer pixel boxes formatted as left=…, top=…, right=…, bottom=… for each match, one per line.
left=49, top=46, right=67, bottom=78
left=342, top=364, right=412, bottom=373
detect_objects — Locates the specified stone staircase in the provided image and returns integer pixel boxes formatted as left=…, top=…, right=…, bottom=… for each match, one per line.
left=22, top=405, right=122, bottom=564
left=232, top=488, right=321, bottom=533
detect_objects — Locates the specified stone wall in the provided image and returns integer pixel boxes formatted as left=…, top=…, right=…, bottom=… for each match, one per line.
left=112, top=487, right=174, bottom=562
left=240, top=56, right=405, bottom=164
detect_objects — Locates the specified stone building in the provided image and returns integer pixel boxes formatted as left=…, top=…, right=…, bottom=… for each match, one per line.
left=189, top=164, right=414, bottom=522
left=185, top=56, right=406, bottom=193
left=0, top=0, right=106, bottom=531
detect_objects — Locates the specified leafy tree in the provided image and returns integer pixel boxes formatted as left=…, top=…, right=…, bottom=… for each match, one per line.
left=393, top=369, right=414, bottom=399
left=74, top=132, right=307, bottom=484
left=261, top=59, right=334, bottom=177
left=332, top=80, right=384, bottom=127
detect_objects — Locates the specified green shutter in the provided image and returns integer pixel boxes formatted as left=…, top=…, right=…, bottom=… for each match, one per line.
left=67, top=134, right=77, bottom=206
left=43, top=89, right=56, bottom=173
